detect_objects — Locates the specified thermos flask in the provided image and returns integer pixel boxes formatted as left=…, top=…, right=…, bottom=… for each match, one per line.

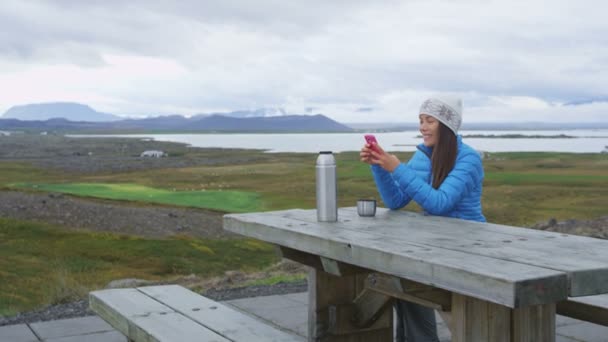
left=316, top=151, right=337, bottom=222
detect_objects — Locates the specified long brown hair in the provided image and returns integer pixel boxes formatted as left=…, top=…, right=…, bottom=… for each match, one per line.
left=431, top=123, right=458, bottom=189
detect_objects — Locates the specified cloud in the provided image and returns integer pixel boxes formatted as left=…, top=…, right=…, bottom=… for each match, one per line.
left=0, top=0, right=607, bottom=122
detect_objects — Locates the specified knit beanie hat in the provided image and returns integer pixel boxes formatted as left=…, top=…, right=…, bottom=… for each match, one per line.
left=419, top=96, right=463, bottom=135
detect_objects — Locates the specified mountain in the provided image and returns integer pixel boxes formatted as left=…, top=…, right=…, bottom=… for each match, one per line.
left=186, top=114, right=350, bottom=131
left=2, top=102, right=120, bottom=122
left=0, top=114, right=353, bottom=132
left=0, top=118, right=103, bottom=130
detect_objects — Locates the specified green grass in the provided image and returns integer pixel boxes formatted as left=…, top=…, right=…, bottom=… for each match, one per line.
left=0, top=218, right=277, bottom=316
left=484, top=172, right=608, bottom=187
left=10, top=183, right=261, bottom=213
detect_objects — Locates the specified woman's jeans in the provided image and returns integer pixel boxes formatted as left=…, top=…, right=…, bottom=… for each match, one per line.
left=394, top=299, right=439, bottom=342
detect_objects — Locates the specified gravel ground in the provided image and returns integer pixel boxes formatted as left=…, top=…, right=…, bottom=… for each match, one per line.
left=533, top=216, right=608, bottom=239
left=0, top=190, right=230, bottom=238
left=0, top=280, right=308, bottom=327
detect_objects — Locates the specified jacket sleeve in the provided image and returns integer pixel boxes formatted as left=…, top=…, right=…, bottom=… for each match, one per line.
left=371, top=164, right=412, bottom=210
left=390, top=151, right=482, bottom=215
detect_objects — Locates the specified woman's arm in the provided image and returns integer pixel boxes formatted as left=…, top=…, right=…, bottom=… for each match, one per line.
left=390, top=152, right=482, bottom=215
left=371, top=164, right=412, bottom=210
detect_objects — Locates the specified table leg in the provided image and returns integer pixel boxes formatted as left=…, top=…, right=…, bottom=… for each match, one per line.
left=512, top=301, right=556, bottom=341
left=451, top=293, right=555, bottom=342
left=308, top=267, right=392, bottom=342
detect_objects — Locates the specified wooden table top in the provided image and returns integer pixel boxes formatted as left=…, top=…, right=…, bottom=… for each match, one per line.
left=224, top=207, right=608, bottom=308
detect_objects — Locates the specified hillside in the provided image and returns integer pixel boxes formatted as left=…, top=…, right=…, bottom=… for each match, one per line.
left=0, top=114, right=353, bottom=132
left=2, top=103, right=120, bottom=122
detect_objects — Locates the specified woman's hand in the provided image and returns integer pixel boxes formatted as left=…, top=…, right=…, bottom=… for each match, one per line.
left=359, top=144, right=375, bottom=165
left=368, top=144, right=401, bottom=172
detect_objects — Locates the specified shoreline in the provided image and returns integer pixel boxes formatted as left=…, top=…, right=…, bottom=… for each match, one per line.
left=10, top=131, right=605, bottom=154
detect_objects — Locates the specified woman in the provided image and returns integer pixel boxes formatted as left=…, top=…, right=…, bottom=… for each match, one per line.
left=360, top=96, right=485, bottom=341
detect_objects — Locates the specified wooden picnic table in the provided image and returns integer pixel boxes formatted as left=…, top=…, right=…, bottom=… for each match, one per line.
left=223, top=207, right=608, bottom=341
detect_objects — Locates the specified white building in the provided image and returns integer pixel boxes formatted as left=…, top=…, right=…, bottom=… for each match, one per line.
left=140, top=150, right=166, bottom=158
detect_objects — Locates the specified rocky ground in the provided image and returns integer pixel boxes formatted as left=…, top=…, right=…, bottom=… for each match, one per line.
left=0, top=190, right=229, bottom=238
left=533, top=216, right=608, bottom=239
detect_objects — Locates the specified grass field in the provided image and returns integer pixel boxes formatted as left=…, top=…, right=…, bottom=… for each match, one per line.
left=10, top=183, right=261, bottom=213
left=0, top=218, right=276, bottom=316
left=0, top=149, right=607, bottom=315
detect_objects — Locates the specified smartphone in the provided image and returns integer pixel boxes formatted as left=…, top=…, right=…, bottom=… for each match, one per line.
left=364, top=134, right=379, bottom=151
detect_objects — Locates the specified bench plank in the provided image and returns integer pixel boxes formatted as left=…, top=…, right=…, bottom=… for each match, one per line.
left=224, top=210, right=567, bottom=308
left=138, top=285, right=304, bottom=341
left=90, top=288, right=228, bottom=342
left=90, top=286, right=304, bottom=342
left=557, top=294, right=608, bottom=326
left=131, top=312, right=230, bottom=342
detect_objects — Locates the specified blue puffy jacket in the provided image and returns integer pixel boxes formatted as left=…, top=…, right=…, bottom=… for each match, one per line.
left=371, top=135, right=486, bottom=222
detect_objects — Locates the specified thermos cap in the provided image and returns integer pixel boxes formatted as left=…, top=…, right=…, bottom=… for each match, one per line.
left=316, top=152, right=335, bottom=166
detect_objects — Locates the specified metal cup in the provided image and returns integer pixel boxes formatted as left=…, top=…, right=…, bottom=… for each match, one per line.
left=357, top=199, right=376, bottom=217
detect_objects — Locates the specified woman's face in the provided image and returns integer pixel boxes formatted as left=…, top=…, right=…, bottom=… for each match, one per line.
left=419, top=114, right=440, bottom=147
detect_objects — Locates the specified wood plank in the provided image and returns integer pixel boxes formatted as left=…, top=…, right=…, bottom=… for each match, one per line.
left=308, top=268, right=392, bottom=341
left=451, top=293, right=511, bottom=342
left=224, top=210, right=567, bottom=308
left=337, top=207, right=608, bottom=297
left=512, top=303, right=555, bottom=341
left=563, top=293, right=608, bottom=308
left=89, top=288, right=172, bottom=334
left=130, top=312, right=230, bottom=342
left=279, top=246, right=325, bottom=270
left=138, top=285, right=304, bottom=342
left=364, top=273, right=451, bottom=311
left=557, top=294, right=608, bottom=326
left=350, top=288, right=392, bottom=328
left=487, top=302, right=510, bottom=342
left=89, top=288, right=229, bottom=342
left=278, top=247, right=369, bottom=276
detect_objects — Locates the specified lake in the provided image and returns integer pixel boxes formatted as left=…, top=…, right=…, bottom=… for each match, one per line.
left=69, top=130, right=608, bottom=153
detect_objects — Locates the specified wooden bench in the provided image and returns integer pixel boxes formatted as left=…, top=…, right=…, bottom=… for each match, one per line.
left=89, top=284, right=304, bottom=342
left=557, top=294, right=608, bottom=326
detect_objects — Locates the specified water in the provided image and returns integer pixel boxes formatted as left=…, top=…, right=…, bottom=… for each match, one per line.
left=68, top=130, right=608, bottom=153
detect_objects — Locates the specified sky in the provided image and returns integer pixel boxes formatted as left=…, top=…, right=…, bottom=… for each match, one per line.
left=0, top=0, right=607, bottom=123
